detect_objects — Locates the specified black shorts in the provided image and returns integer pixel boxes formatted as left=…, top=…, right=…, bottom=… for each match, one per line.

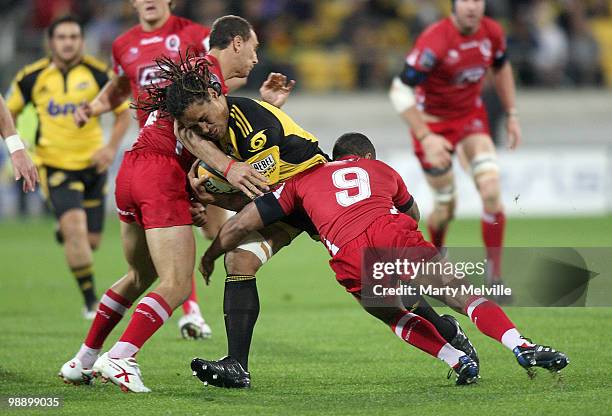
left=40, top=165, right=107, bottom=233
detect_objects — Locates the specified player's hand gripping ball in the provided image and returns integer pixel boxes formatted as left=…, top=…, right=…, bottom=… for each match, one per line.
left=196, top=160, right=239, bottom=194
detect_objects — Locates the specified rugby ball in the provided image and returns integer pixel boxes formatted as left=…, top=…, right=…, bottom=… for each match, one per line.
left=196, top=160, right=239, bottom=194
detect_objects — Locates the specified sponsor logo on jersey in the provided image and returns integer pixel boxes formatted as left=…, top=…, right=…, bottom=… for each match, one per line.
left=165, top=34, right=180, bottom=52
left=47, top=99, right=84, bottom=116
left=140, top=36, right=163, bottom=45
left=76, top=81, right=89, bottom=90
left=460, top=40, right=480, bottom=50
left=251, top=154, right=276, bottom=174
left=138, top=64, right=165, bottom=87
left=455, top=67, right=486, bottom=85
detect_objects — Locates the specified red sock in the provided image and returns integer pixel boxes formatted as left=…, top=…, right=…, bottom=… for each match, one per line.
left=428, top=222, right=448, bottom=248
left=109, top=292, right=173, bottom=359
left=465, top=296, right=528, bottom=350
left=181, top=274, right=200, bottom=315
left=390, top=311, right=463, bottom=367
left=481, top=211, right=505, bottom=281
left=84, top=289, right=132, bottom=350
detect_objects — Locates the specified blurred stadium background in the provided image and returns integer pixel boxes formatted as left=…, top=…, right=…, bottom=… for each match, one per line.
left=0, top=0, right=611, bottom=220
left=1, top=3, right=611, bottom=413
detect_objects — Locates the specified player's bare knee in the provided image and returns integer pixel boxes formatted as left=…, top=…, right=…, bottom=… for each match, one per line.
left=88, top=233, right=102, bottom=251
left=430, top=184, right=456, bottom=222
left=475, top=172, right=501, bottom=210
left=224, top=248, right=262, bottom=276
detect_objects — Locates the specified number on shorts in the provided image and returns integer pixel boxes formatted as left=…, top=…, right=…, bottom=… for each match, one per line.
left=332, top=167, right=371, bottom=207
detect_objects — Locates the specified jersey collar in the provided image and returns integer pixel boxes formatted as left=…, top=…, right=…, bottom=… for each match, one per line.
left=336, top=155, right=360, bottom=161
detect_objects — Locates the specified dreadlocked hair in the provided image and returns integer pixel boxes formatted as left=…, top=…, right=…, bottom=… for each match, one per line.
left=133, top=49, right=216, bottom=120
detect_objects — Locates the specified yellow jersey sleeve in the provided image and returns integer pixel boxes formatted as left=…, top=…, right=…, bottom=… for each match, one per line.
left=6, top=73, right=27, bottom=115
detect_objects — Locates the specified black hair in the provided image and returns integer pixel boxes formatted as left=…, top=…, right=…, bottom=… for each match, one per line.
left=48, top=16, right=83, bottom=38
left=133, top=50, right=216, bottom=120
left=209, top=15, right=253, bottom=50
left=332, top=132, right=376, bottom=160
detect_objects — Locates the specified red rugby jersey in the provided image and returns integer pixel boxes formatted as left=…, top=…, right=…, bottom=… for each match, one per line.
left=112, top=15, right=211, bottom=127
left=255, top=156, right=415, bottom=255
left=405, top=17, right=506, bottom=119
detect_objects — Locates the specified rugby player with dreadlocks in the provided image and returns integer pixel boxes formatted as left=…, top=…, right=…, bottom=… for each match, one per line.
left=131, top=48, right=485, bottom=389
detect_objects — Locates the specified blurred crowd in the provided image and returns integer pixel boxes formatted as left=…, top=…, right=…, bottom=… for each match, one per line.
left=0, top=0, right=611, bottom=91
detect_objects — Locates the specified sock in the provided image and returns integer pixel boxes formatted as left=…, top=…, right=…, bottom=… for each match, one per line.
left=390, top=311, right=463, bottom=367
left=108, top=292, right=172, bottom=359
left=412, top=305, right=457, bottom=344
left=428, top=222, right=448, bottom=248
left=402, top=294, right=458, bottom=344
left=224, top=275, right=259, bottom=371
left=481, top=211, right=505, bottom=283
left=80, top=289, right=133, bottom=367
left=465, top=296, right=530, bottom=351
left=72, top=264, right=97, bottom=310
left=182, top=274, right=201, bottom=316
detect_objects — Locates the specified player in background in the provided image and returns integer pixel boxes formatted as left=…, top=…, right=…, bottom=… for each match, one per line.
left=58, top=20, right=292, bottom=392
left=74, top=0, right=215, bottom=338
left=6, top=16, right=131, bottom=318
left=388, top=0, right=522, bottom=295
left=195, top=133, right=568, bottom=388
left=0, top=94, right=38, bottom=192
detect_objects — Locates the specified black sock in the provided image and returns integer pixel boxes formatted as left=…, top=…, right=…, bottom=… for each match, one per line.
left=223, top=276, right=259, bottom=371
left=72, top=265, right=97, bottom=310
left=402, top=294, right=457, bottom=343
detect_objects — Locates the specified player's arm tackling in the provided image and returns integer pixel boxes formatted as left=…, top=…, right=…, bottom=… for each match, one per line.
left=199, top=202, right=266, bottom=282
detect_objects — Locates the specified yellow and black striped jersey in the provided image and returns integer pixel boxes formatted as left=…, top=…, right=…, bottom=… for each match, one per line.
left=220, top=97, right=329, bottom=185
left=6, top=56, right=129, bottom=170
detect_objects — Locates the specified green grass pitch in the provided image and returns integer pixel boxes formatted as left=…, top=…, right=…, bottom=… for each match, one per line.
left=1, top=216, right=611, bottom=415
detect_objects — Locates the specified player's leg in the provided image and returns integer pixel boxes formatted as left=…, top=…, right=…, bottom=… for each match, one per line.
left=459, top=134, right=506, bottom=287
left=97, top=225, right=195, bottom=392
left=59, top=221, right=157, bottom=384
left=414, top=264, right=569, bottom=375
left=44, top=167, right=98, bottom=317
left=424, top=169, right=456, bottom=249
left=361, top=300, right=478, bottom=385
left=191, top=222, right=299, bottom=388
left=83, top=168, right=107, bottom=252
left=201, top=205, right=229, bottom=240
left=178, top=206, right=229, bottom=340
left=222, top=222, right=298, bottom=369
left=401, top=292, right=479, bottom=363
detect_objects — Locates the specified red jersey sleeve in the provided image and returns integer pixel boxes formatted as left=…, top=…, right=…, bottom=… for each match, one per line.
left=186, top=22, right=211, bottom=54
left=488, top=18, right=507, bottom=63
left=111, top=41, right=124, bottom=76
left=253, top=179, right=300, bottom=226
left=405, top=22, right=447, bottom=73
left=390, top=166, right=414, bottom=212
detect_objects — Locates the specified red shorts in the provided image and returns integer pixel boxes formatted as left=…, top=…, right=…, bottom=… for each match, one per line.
left=115, top=150, right=192, bottom=229
left=329, top=214, right=435, bottom=295
left=411, top=106, right=490, bottom=173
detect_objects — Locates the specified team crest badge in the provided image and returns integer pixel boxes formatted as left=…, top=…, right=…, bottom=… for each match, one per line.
left=165, top=34, right=180, bottom=52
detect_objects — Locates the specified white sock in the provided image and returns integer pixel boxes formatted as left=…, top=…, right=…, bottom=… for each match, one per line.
left=501, top=328, right=532, bottom=350
left=108, top=341, right=139, bottom=359
left=437, top=343, right=465, bottom=367
left=76, top=344, right=101, bottom=369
